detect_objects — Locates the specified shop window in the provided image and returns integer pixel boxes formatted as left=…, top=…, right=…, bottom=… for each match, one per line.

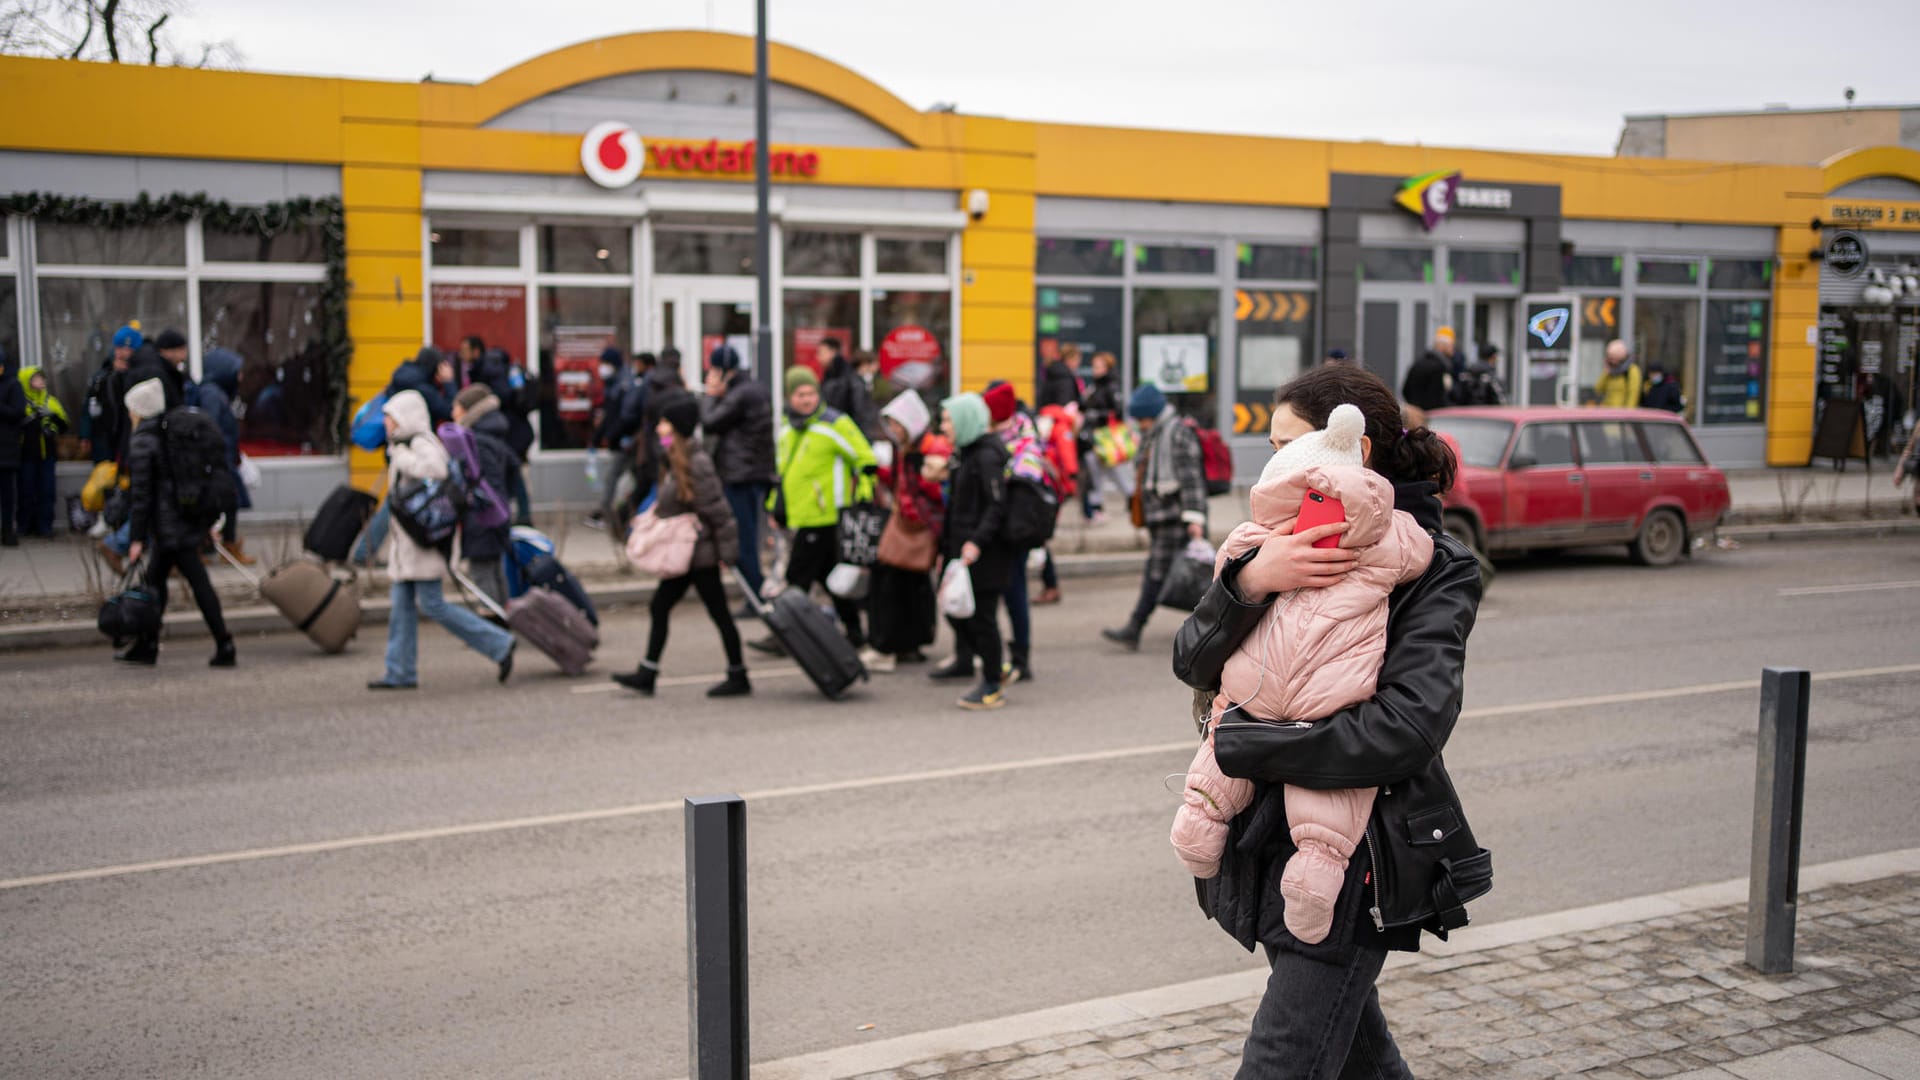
left=1638, top=422, right=1704, bottom=465
left=1234, top=286, right=1314, bottom=435
left=1134, top=287, right=1217, bottom=425
left=1137, top=243, right=1216, bottom=275
left=1702, top=298, right=1768, bottom=425
left=1237, top=243, right=1316, bottom=281
left=539, top=224, right=630, bottom=275
left=37, top=222, right=185, bottom=266
left=1575, top=293, right=1622, bottom=392
left=1632, top=297, right=1700, bottom=421
left=430, top=283, right=528, bottom=371
left=204, top=223, right=327, bottom=264
left=537, top=287, right=631, bottom=451
left=1637, top=259, right=1698, bottom=287
left=1449, top=249, right=1520, bottom=286
left=783, top=289, right=859, bottom=377
left=654, top=229, right=755, bottom=275
left=1036, top=237, right=1123, bottom=277
left=198, top=280, right=330, bottom=453
left=1564, top=254, right=1623, bottom=288
left=876, top=237, right=948, bottom=275
left=1360, top=247, right=1430, bottom=283
left=871, top=289, right=951, bottom=409
left=1707, top=259, right=1771, bottom=291
left=37, top=278, right=189, bottom=434
left=1035, top=285, right=1123, bottom=375
left=784, top=231, right=860, bottom=278
left=431, top=228, right=519, bottom=268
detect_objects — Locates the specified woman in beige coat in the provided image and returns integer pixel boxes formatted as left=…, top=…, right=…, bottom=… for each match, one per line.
left=368, top=389, right=517, bottom=690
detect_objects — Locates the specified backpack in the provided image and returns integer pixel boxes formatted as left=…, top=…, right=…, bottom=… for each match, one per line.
left=999, top=433, right=1060, bottom=550
left=351, top=392, right=389, bottom=450
left=435, top=422, right=510, bottom=530
left=1183, top=419, right=1234, bottom=496
left=389, top=435, right=474, bottom=549
left=160, top=406, right=238, bottom=526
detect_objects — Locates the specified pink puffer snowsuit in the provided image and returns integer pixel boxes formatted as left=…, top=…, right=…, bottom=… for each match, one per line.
left=1170, top=457, right=1431, bottom=943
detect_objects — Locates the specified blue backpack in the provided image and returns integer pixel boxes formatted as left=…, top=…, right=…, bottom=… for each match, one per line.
left=351, top=392, right=389, bottom=451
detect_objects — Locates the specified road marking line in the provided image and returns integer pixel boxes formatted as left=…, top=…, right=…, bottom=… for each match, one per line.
left=570, top=666, right=803, bottom=694
left=1778, top=580, right=1920, bottom=597
left=6, top=662, right=1917, bottom=892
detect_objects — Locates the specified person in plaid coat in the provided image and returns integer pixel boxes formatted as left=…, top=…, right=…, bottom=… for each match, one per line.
left=1103, top=384, right=1207, bottom=650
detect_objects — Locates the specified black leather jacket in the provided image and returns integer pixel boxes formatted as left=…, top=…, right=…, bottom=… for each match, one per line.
left=1172, top=482, right=1492, bottom=953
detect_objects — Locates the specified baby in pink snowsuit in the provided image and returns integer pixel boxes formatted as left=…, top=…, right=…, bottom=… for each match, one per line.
left=1170, top=404, right=1433, bottom=944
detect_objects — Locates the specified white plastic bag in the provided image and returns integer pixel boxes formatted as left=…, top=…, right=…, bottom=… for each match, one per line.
left=939, top=560, right=976, bottom=619
left=1183, top=537, right=1215, bottom=563
left=236, top=454, right=263, bottom=497
left=826, top=562, right=870, bottom=601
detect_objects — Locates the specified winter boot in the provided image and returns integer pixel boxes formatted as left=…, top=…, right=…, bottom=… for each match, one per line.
left=611, top=660, right=659, bottom=696
left=957, top=679, right=1006, bottom=711
left=1101, top=621, right=1143, bottom=651
left=209, top=638, right=237, bottom=668
left=1001, top=641, right=1034, bottom=685
left=225, top=537, right=257, bottom=566
left=706, top=665, right=752, bottom=698
left=115, top=636, right=159, bottom=665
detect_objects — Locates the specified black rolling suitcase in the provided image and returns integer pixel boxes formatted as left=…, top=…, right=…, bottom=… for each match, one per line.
left=306, top=485, right=378, bottom=562
left=731, top=568, right=866, bottom=700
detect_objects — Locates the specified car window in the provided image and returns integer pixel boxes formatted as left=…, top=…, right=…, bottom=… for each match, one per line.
left=1428, top=417, right=1514, bottom=469
left=1575, top=422, right=1641, bottom=465
left=1639, top=422, right=1706, bottom=465
left=1513, top=423, right=1576, bottom=468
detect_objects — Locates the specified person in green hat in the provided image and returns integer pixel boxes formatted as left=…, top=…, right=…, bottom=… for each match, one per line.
left=16, top=364, right=70, bottom=538
left=750, top=364, right=877, bottom=655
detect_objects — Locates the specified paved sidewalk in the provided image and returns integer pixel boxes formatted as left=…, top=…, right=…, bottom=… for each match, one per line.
left=778, top=870, right=1920, bottom=1079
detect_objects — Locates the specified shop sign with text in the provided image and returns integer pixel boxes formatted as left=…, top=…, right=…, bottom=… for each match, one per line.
left=1395, top=171, right=1514, bottom=230
left=1825, top=200, right=1920, bottom=233
left=580, top=122, right=822, bottom=188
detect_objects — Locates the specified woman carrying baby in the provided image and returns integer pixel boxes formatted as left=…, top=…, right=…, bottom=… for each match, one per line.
left=1173, top=364, right=1491, bottom=1078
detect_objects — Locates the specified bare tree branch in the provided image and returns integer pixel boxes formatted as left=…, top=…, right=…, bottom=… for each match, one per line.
left=143, top=9, right=163, bottom=63
left=1, top=0, right=239, bottom=66
left=69, top=1, right=94, bottom=59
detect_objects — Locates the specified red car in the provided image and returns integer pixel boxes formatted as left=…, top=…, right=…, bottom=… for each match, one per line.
left=1428, top=407, right=1731, bottom=567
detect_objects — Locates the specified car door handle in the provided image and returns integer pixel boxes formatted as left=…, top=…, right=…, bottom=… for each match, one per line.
left=1567, top=474, right=1584, bottom=484
left=1639, top=471, right=1655, bottom=481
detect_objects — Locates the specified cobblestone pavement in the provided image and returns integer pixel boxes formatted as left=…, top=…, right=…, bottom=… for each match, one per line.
left=857, top=872, right=1920, bottom=1079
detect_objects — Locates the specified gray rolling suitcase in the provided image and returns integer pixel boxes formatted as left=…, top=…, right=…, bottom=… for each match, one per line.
left=456, top=568, right=597, bottom=676
left=732, top=567, right=866, bottom=699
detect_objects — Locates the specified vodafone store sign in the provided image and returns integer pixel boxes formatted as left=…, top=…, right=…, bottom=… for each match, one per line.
left=582, top=122, right=643, bottom=188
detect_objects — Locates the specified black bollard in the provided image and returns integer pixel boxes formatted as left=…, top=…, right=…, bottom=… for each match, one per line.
left=1746, top=668, right=1809, bottom=974
left=686, top=795, right=748, bottom=1078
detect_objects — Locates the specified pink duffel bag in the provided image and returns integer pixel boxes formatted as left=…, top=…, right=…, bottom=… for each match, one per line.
left=625, top=507, right=702, bottom=578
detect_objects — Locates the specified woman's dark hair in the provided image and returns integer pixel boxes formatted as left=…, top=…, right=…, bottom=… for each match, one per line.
left=1273, top=365, right=1457, bottom=492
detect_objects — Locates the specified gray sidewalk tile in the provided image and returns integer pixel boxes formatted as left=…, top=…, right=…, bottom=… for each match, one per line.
left=1816, top=1028, right=1920, bottom=1079
left=1723, top=1044, right=1887, bottom=1079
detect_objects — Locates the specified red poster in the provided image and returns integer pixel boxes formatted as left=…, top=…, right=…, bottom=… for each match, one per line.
left=792, top=326, right=852, bottom=376
left=878, top=324, right=941, bottom=389
left=431, top=284, right=526, bottom=362
left=552, top=325, right=614, bottom=416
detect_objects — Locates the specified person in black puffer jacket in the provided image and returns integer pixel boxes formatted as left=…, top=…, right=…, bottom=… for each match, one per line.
left=1171, top=363, right=1489, bottom=1077
left=1036, top=344, right=1084, bottom=412
left=197, top=348, right=255, bottom=561
left=452, top=384, right=521, bottom=607
left=117, top=377, right=235, bottom=668
left=386, top=346, right=453, bottom=429
left=701, top=344, right=776, bottom=606
left=818, top=337, right=879, bottom=438
left=933, top=391, right=1014, bottom=711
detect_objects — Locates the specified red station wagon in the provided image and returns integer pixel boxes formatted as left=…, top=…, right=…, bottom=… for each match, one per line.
left=1428, top=407, right=1732, bottom=567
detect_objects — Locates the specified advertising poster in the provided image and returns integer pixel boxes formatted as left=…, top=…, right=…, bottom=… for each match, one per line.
left=430, top=284, right=526, bottom=363
left=877, top=324, right=942, bottom=391
left=552, top=325, right=614, bottom=417
left=1703, top=299, right=1768, bottom=424
left=1035, top=286, right=1122, bottom=363
left=1138, top=334, right=1209, bottom=393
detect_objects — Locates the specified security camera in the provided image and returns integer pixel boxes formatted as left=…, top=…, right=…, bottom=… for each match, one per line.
left=966, top=189, right=989, bottom=221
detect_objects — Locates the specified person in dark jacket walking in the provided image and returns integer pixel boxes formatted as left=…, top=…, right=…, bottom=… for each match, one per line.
left=1641, top=364, right=1685, bottom=413
left=1037, top=344, right=1084, bottom=412
left=118, top=377, right=236, bottom=667
left=701, top=343, right=776, bottom=609
left=452, top=384, right=520, bottom=607
left=1078, top=350, right=1128, bottom=521
left=0, top=347, right=26, bottom=546
left=586, top=346, right=635, bottom=530
left=1102, top=384, right=1207, bottom=650
left=932, top=392, right=1015, bottom=710
left=84, top=326, right=139, bottom=463
left=1400, top=326, right=1455, bottom=421
left=387, top=346, right=454, bottom=429
left=196, top=348, right=256, bottom=563
left=611, top=389, right=750, bottom=698
left=818, top=337, right=879, bottom=437
left=1173, top=363, right=1486, bottom=1077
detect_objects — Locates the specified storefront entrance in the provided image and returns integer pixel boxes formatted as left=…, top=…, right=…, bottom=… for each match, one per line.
left=655, top=277, right=756, bottom=384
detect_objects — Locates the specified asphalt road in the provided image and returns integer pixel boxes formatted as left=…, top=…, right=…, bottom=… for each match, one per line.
left=3, top=536, right=1918, bottom=1077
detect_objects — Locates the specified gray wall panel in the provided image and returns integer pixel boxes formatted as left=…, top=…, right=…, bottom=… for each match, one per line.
left=0, top=151, right=340, bottom=201
left=1561, top=220, right=1775, bottom=254
left=1034, top=196, right=1319, bottom=239
left=1829, top=175, right=1920, bottom=200
left=422, top=171, right=954, bottom=214
left=485, top=70, right=908, bottom=149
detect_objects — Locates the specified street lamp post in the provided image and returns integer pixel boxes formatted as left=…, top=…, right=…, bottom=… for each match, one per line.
left=753, top=0, right=772, bottom=384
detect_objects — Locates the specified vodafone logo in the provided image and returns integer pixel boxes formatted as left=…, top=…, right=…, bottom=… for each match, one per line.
left=581, top=121, right=643, bottom=189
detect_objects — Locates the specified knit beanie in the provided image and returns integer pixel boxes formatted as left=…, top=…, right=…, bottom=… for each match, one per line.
left=124, top=377, right=166, bottom=421
left=657, top=388, right=701, bottom=438
left=154, top=327, right=188, bottom=351
left=880, top=389, right=931, bottom=442
left=1260, top=403, right=1365, bottom=485
left=784, top=365, right=819, bottom=396
left=113, top=325, right=143, bottom=350
left=708, top=344, right=743, bottom=372
left=982, top=381, right=1018, bottom=425
left=454, top=384, right=494, bottom=412
left=942, top=393, right=991, bottom=449
left=1127, top=383, right=1168, bottom=420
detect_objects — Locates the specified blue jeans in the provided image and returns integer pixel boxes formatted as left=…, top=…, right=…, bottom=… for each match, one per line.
left=383, top=578, right=513, bottom=685
left=353, top=500, right=391, bottom=564
left=1237, top=943, right=1411, bottom=1079
left=1001, top=547, right=1057, bottom=650
left=723, top=482, right=771, bottom=597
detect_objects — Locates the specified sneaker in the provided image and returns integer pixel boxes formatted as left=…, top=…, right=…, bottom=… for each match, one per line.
left=747, top=634, right=787, bottom=657
left=864, top=651, right=897, bottom=674
left=1101, top=625, right=1142, bottom=652
left=497, top=641, right=516, bottom=684
left=927, top=656, right=974, bottom=681
left=958, top=682, right=1006, bottom=711
left=366, top=679, right=417, bottom=690
left=583, top=512, right=608, bottom=531
left=1001, top=660, right=1034, bottom=686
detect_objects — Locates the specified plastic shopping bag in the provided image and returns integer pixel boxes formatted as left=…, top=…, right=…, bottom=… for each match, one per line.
left=826, top=562, right=871, bottom=601
left=939, top=560, right=976, bottom=619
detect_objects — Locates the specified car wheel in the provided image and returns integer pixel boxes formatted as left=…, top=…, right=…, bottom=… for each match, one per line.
left=1442, top=512, right=1482, bottom=556
left=1631, top=508, right=1686, bottom=567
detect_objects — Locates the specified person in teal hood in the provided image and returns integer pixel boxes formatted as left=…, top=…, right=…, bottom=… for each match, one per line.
left=17, top=363, right=70, bottom=538
left=931, top=391, right=1015, bottom=710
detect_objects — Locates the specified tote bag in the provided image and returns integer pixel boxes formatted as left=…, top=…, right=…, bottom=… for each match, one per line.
left=624, top=506, right=702, bottom=579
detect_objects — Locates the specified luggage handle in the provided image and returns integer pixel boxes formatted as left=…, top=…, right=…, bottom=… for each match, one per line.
left=209, top=537, right=262, bottom=589
left=449, top=565, right=510, bottom=622
left=727, top=565, right=772, bottom=618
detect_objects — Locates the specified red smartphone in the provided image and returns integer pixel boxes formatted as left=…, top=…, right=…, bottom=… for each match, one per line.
left=1294, top=489, right=1346, bottom=548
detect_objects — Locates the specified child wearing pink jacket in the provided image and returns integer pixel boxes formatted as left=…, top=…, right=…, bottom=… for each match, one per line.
left=1170, top=404, right=1432, bottom=944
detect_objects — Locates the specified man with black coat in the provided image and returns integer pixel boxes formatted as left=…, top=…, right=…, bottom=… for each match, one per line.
left=817, top=337, right=879, bottom=437
left=701, top=343, right=776, bottom=609
left=85, top=326, right=139, bottom=463
left=0, top=346, right=25, bottom=546
left=117, top=377, right=235, bottom=668
left=1037, top=343, right=1084, bottom=412
left=1400, top=327, right=1455, bottom=419
left=386, top=346, right=453, bottom=428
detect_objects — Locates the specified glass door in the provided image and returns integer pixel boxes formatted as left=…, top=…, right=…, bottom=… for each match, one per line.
left=655, top=278, right=756, bottom=386
left=1358, top=289, right=1435, bottom=390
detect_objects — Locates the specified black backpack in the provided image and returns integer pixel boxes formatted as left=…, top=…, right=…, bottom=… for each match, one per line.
left=160, top=406, right=237, bottom=526
left=1000, top=473, right=1059, bottom=550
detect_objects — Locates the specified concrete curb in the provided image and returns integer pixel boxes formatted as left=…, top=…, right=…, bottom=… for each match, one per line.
left=1719, top=517, right=1920, bottom=544
left=751, top=846, right=1920, bottom=1080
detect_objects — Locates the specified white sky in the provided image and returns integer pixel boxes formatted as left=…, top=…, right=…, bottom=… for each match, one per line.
left=183, top=0, right=1920, bottom=156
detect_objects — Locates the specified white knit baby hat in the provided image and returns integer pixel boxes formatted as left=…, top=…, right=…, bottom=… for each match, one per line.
left=1260, top=402, right=1366, bottom=484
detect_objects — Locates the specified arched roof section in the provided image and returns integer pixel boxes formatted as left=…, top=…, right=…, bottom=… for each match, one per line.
left=1821, top=146, right=1920, bottom=193
left=429, top=31, right=935, bottom=149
